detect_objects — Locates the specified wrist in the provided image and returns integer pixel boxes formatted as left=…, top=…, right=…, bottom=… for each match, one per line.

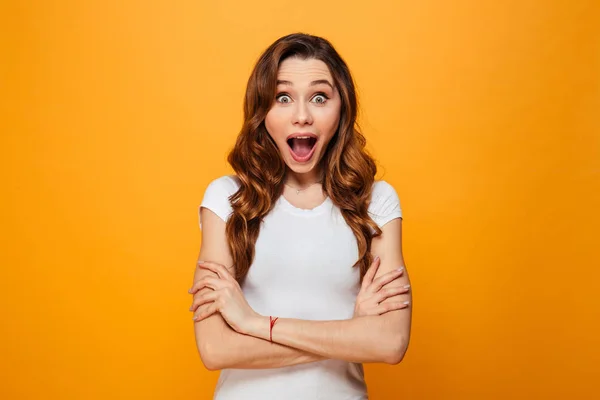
left=244, top=314, right=270, bottom=340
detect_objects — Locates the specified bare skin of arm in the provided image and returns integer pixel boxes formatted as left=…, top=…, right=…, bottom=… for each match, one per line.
left=193, top=217, right=412, bottom=365
left=193, top=208, right=324, bottom=370
left=247, top=218, right=411, bottom=364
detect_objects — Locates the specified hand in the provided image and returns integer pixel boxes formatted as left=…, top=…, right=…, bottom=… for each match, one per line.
left=189, top=261, right=261, bottom=334
left=353, top=256, right=410, bottom=317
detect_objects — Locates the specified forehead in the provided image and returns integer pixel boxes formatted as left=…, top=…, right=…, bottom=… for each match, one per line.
left=276, top=57, right=333, bottom=83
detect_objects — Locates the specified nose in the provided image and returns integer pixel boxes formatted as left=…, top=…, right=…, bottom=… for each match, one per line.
left=292, top=101, right=313, bottom=126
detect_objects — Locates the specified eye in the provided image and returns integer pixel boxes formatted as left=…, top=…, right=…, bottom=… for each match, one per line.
left=276, top=93, right=292, bottom=104
left=311, top=93, right=329, bottom=104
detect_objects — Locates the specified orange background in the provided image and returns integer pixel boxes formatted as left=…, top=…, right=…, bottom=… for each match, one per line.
left=2, top=1, right=599, bottom=399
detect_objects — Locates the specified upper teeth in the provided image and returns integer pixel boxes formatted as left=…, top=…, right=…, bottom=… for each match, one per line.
left=294, top=136, right=311, bottom=139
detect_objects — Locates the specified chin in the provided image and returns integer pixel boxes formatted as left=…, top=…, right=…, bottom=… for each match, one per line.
left=285, top=161, right=317, bottom=174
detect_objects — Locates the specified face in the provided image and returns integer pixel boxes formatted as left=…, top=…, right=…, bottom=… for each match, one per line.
left=264, top=57, right=342, bottom=177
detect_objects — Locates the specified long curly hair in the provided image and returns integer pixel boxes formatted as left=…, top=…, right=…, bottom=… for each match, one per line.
left=226, top=32, right=382, bottom=284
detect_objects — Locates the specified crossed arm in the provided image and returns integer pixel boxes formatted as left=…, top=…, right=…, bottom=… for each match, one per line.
left=191, top=208, right=412, bottom=370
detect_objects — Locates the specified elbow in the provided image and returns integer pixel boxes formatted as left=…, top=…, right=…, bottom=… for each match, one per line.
left=198, top=341, right=223, bottom=371
left=382, top=336, right=409, bottom=365
left=195, top=317, right=236, bottom=371
left=201, top=356, right=221, bottom=372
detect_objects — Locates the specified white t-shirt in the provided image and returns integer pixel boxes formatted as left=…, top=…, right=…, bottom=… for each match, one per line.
left=199, top=175, right=402, bottom=400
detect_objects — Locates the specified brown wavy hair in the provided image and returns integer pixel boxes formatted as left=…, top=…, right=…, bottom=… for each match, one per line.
left=226, top=33, right=382, bottom=284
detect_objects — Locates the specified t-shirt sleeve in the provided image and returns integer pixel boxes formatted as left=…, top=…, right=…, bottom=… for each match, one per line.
left=198, top=175, right=240, bottom=229
left=368, top=180, right=403, bottom=230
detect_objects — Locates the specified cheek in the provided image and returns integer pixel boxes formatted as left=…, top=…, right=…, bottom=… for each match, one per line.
left=315, top=107, right=341, bottom=135
left=265, top=109, right=287, bottom=140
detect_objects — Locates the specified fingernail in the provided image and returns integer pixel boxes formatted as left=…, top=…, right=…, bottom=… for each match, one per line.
left=197, top=260, right=204, bottom=265
left=192, top=315, right=198, bottom=321
left=188, top=288, right=193, bottom=293
left=403, top=301, right=410, bottom=305
left=403, top=284, right=411, bottom=289
left=374, top=256, right=380, bottom=262
left=397, top=267, right=404, bottom=272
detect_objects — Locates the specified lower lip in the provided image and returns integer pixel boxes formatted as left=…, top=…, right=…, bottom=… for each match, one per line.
left=288, top=142, right=317, bottom=163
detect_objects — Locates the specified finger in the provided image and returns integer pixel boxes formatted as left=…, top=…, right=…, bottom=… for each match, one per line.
left=373, top=301, right=410, bottom=315
left=361, top=256, right=381, bottom=289
left=193, top=301, right=219, bottom=322
left=189, top=276, right=223, bottom=294
left=373, top=285, right=411, bottom=303
left=197, top=261, right=235, bottom=282
left=189, top=291, right=220, bottom=312
left=369, top=267, right=405, bottom=293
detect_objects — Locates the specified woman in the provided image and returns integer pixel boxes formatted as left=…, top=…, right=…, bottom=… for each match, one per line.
left=189, top=33, right=412, bottom=399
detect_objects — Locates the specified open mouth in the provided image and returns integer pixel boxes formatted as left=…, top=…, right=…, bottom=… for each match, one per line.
left=287, top=136, right=318, bottom=160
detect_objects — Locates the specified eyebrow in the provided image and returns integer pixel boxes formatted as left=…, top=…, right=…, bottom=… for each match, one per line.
left=276, top=79, right=334, bottom=90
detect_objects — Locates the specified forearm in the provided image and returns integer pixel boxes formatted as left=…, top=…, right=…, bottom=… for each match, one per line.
left=196, top=315, right=325, bottom=370
left=246, top=314, right=409, bottom=365
left=194, top=212, right=326, bottom=370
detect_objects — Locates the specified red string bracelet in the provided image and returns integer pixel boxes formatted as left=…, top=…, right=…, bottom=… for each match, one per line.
left=269, top=316, right=279, bottom=342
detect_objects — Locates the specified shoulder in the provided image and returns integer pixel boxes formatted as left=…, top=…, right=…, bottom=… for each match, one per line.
left=368, top=180, right=403, bottom=228
left=198, top=175, right=241, bottom=225
left=371, top=180, right=398, bottom=201
left=204, top=174, right=241, bottom=196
